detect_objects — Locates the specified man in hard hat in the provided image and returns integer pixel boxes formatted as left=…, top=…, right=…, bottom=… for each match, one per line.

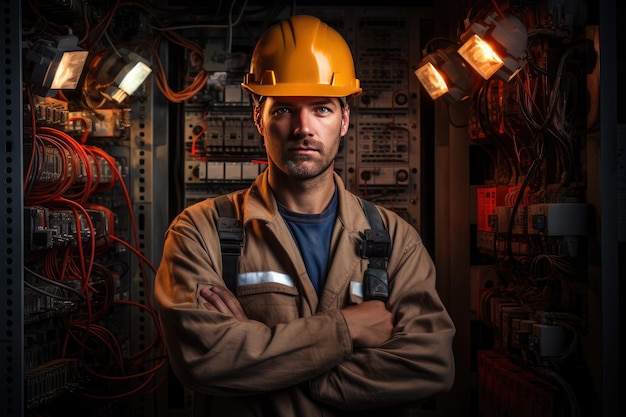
left=155, top=14, right=455, bottom=417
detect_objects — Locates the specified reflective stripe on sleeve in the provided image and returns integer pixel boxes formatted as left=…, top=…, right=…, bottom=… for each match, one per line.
left=238, top=271, right=295, bottom=287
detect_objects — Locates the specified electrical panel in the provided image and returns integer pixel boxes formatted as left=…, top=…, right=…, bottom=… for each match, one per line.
left=466, top=2, right=603, bottom=417
left=6, top=1, right=170, bottom=416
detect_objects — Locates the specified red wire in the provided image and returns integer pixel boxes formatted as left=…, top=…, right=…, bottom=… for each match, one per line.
left=68, top=116, right=90, bottom=144
left=86, top=146, right=118, bottom=192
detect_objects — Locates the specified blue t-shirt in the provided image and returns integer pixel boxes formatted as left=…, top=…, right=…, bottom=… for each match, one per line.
left=277, top=191, right=338, bottom=295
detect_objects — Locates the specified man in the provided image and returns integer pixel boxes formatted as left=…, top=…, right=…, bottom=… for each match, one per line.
left=154, top=14, right=455, bottom=417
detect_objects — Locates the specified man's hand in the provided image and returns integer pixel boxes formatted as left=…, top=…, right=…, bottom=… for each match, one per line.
left=199, top=287, right=392, bottom=346
left=341, top=300, right=393, bottom=348
left=199, top=286, right=250, bottom=322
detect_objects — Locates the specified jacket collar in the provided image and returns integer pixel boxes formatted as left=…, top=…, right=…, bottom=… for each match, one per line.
left=241, top=170, right=370, bottom=230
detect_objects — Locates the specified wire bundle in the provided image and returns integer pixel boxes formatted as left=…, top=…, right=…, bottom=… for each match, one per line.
left=23, top=89, right=166, bottom=401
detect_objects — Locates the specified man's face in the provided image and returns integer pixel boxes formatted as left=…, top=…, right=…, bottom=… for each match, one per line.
left=256, top=96, right=350, bottom=180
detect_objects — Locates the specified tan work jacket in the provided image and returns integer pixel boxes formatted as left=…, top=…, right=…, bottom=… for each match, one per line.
left=154, top=171, right=456, bottom=417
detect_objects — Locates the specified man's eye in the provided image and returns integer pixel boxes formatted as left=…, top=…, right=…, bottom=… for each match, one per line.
left=274, top=107, right=290, bottom=115
left=317, top=107, right=330, bottom=114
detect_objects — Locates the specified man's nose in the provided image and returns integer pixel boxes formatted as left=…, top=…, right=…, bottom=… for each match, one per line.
left=293, top=110, right=312, bottom=136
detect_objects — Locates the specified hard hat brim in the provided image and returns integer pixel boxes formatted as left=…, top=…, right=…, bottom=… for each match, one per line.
left=241, top=83, right=362, bottom=98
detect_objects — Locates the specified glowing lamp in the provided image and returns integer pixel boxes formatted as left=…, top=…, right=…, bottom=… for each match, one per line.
left=96, top=49, right=152, bottom=103
left=458, top=11, right=528, bottom=81
left=26, top=35, right=89, bottom=97
left=415, top=45, right=476, bottom=102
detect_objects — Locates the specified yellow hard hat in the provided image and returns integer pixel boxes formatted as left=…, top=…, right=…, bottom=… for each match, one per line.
left=241, top=15, right=362, bottom=98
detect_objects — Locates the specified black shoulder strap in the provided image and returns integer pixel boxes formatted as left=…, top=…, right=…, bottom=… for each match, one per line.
left=214, top=195, right=390, bottom=299
left=360, top=199, right=391, bottom=301
left=214, top=194, right=243, bottom=293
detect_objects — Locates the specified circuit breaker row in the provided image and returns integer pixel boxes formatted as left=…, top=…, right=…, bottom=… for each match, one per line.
left=34, top=98, right=130, bottom=139
left=475, top=185, right=589, bottom=258
left=24, top=206, right=112, bottom=250
left=477, top=292, right=571, bottom=361
left=184, top=112, right=263, bottom=155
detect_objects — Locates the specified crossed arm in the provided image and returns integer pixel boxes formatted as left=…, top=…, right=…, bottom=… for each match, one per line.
left=199, top=286, right=393, bottom=348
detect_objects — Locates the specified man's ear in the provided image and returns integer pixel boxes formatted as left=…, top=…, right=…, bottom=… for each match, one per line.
left=254, top=105, right=263, bottom=134
left=340, top=104, right=350, bottom=136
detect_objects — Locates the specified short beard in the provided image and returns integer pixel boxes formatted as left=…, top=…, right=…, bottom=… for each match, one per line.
left=284, top=157, right=334, bottom=179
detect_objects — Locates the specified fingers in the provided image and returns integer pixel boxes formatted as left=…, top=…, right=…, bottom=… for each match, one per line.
left=214, top=286, right=250, bottom=321
left=341, top=300, right=394, bottom=348
left=199, top=286, right=229, bottom=313
left=199, top=286, right=250, bottom=322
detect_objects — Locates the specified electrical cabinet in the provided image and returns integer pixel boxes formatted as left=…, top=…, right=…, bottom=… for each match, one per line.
left=2, top=1, right=621, bottom=417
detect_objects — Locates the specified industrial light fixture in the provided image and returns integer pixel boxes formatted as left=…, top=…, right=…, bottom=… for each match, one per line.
left=25, top=35, right=89, bottom=97
left=93, top=49, right=152, bottom=103
left=457, top=11, right=528, bottom=82
left=415, top=44, right=477, bottom=102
